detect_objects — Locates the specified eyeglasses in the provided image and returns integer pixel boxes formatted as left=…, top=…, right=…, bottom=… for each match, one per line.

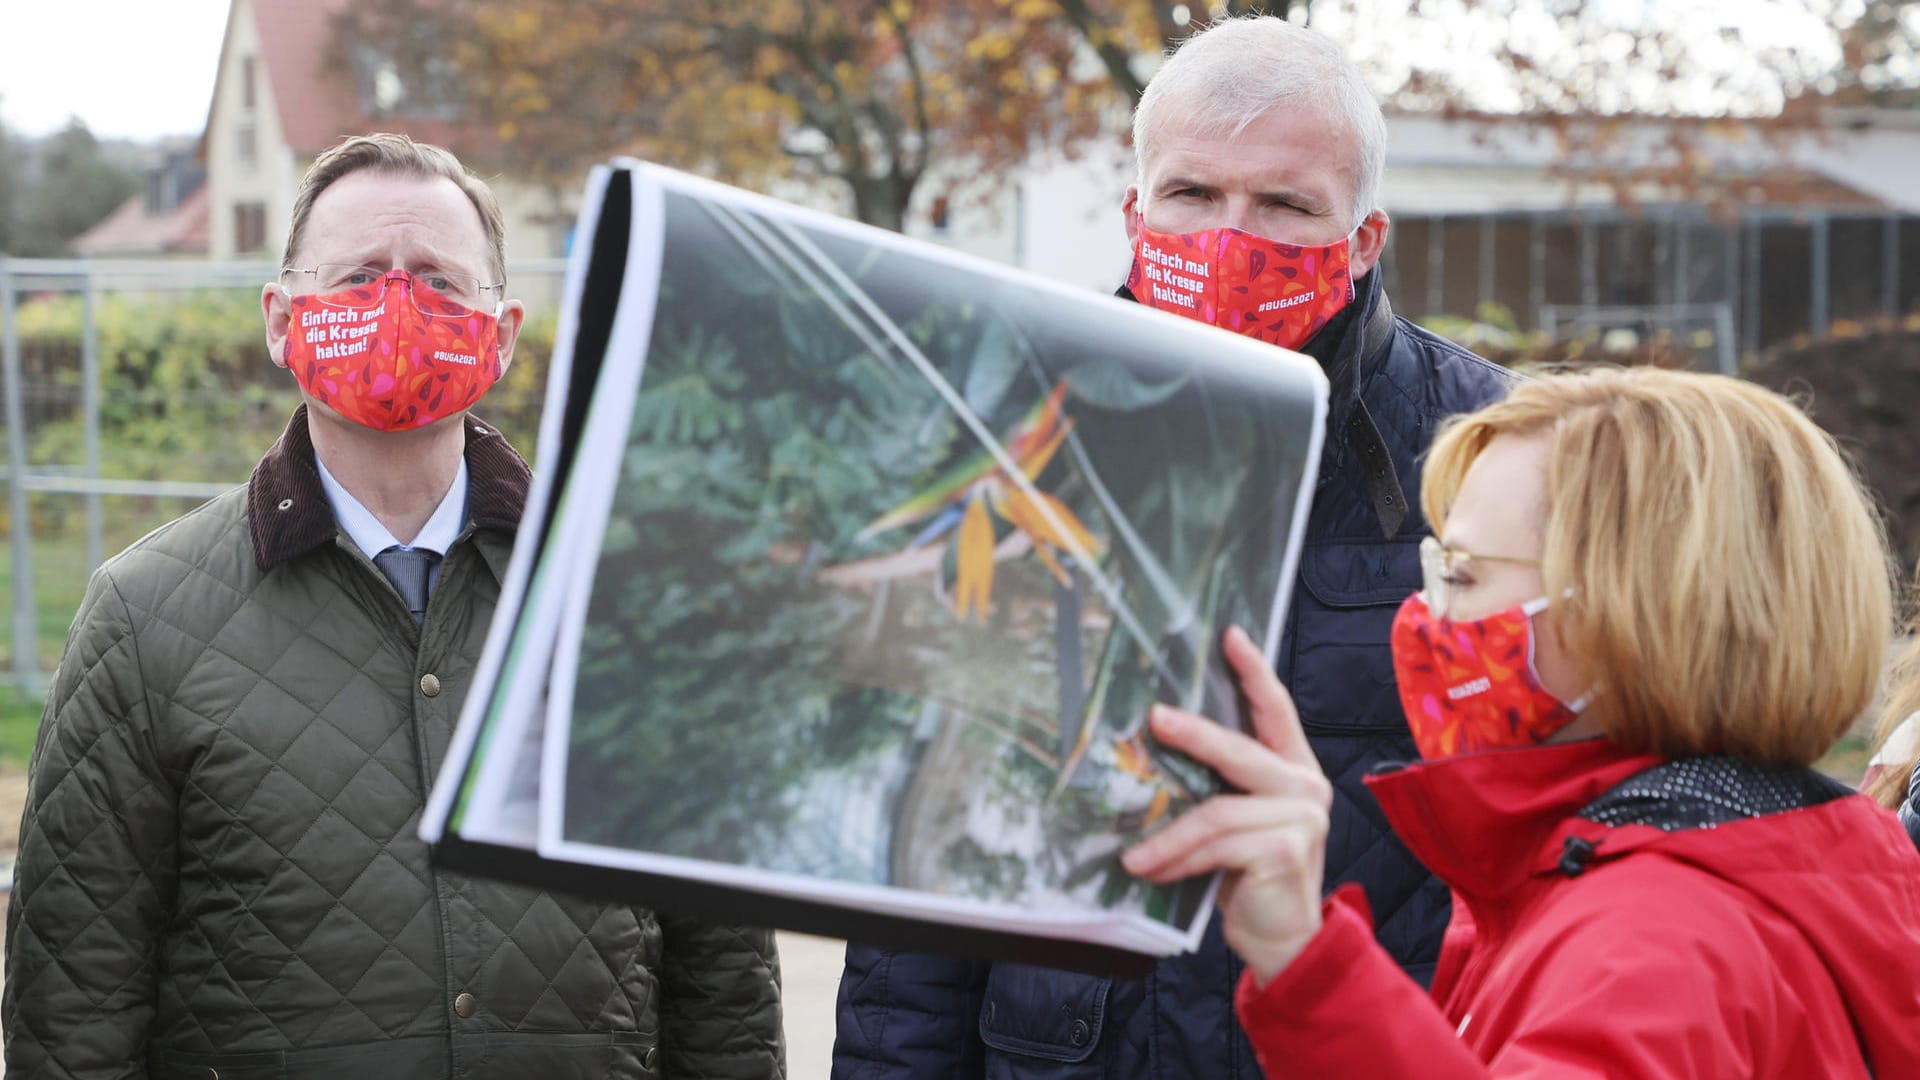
left=280, top=264, right=504, bottom=316
left=1418, top=534, right=1542, bottom=620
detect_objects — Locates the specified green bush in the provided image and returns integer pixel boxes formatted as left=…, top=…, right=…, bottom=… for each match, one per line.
left=19, top=290, right=292, bottom=482
left=481, top=308, right=557, bottom=456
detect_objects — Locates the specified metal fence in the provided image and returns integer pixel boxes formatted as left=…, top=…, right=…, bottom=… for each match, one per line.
left=1539, top=302, right=1739, bottom=375
left=1, top=257, right=568, bottom=695
left=1383, top=207, right=1920, bottom=358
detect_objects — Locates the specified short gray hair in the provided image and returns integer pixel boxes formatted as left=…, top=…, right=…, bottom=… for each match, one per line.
left=1132, top=17, right=1387, bottom=229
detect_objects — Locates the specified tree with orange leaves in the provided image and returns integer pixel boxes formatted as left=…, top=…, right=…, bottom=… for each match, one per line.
left=337, top=1, right=1920, bottom=237
left=336, top=0, right=1114, bottom=230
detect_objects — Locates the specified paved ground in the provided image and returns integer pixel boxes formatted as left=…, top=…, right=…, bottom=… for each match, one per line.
left=778, top=932, right=845, bottom=1079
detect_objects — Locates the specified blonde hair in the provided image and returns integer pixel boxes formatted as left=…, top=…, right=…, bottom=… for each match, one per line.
left=282, top=133, right=507, bottom=281
left=1421, top=367, right=1892, bottom=765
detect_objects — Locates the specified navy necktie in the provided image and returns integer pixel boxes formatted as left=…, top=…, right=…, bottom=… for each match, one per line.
left=374, top=547, right=440, bottom=625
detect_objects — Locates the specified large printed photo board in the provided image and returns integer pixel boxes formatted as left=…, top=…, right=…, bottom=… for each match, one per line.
left=423, top=162, right=1328, bottom=973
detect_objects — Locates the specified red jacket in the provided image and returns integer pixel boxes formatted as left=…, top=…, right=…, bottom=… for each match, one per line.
left=1237, top=738, right=1920, bottom=1077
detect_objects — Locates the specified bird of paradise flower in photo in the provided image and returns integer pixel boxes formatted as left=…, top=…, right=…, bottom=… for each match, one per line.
left=857, top=381, right=1104, bottom=622
left=1110, top=730, right=1178, bottom=829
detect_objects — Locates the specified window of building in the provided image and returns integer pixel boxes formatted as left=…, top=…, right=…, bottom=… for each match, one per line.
left=242, top=56, right=257, bottom=110
left=235, top=202, right=268, bottom=254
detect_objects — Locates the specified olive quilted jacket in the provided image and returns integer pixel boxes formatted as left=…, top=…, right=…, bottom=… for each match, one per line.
left=3, top=409, right=784, bottom=1080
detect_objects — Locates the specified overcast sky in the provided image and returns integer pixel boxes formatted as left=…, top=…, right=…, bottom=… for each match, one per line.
left=0, top=0, right=230, bottom=140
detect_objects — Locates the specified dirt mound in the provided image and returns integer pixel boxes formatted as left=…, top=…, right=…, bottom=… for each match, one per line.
left=1748, top=326, right=1920, bottom=571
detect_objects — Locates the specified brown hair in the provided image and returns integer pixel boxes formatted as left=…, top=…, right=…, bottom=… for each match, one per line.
left=1421, top=367, right=1892, bottom=765
left=281, top=132, right=507, bottom=280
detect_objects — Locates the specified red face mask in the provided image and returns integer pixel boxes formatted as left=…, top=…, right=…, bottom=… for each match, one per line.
left=284, top=270, right=503, bottom=432
left=1390, top=591, right=1587, bottom=760
left=1126, top=219, right=1356, bottom=351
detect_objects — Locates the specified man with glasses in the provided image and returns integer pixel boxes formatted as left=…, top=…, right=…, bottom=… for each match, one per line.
left=5, top=133, right=784, bottom=1080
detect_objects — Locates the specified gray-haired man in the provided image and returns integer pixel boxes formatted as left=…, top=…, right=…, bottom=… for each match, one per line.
left=835, top=17, right=1514, bottom=1077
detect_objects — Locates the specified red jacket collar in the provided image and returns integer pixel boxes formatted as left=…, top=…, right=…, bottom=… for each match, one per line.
left=1364, top=738, right=1665, bottom=902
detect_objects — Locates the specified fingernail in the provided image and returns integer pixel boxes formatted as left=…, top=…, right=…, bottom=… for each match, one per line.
left=1150, top=705, right=1182, bottom=735
left=1121, top=847, right=1148, bottom=873
left=1227, top=626, right=1253, bottom=650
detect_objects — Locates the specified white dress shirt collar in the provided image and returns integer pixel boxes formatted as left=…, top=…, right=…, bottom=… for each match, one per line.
left=315, top=455, right=469, bottom=560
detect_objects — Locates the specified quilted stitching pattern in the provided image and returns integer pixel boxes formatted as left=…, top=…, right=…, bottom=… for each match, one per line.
left=5, top=484, right=784, bottom=1078
left=827, top=285, right=1514, bottom=1079
left=1313, top=732, right=1448, bottom=974
left=658, top=914, right=785, bottom=1074
left=4, top=570, right=174, bottom=1080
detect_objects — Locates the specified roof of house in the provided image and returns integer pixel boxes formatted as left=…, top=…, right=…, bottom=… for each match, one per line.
left=71, top=185, right=211, bottom=257
left=1379, top=112, right=1907, bottom=215
left=203, top=0, right=497, bottom=160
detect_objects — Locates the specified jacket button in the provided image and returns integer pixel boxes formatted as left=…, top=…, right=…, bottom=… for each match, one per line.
left=643, top=1045, right=659, bottom=1070
left=1069, top=1018, right=1090, bottom=1046
left=420, top=673, right=442, bottom=698
left=453, top=991, right=476, bottom=1018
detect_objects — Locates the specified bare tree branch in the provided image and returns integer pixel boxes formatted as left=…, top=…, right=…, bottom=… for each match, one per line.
left=1050, top=0, right=1148, bottom=100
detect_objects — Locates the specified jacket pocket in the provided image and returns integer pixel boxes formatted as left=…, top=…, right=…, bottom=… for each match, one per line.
left=1290, top=540, right=1422, bottom=734
left=457, top=1029, right=661, bottom=1080
left=149, top=1035, right=445, bottom=1080
left=978, top=964, right=1109, bottom=1072
left=149, top=1047, right=284, bottom=1080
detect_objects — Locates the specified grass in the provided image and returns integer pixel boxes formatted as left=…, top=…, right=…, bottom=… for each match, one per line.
left=0, top=499, right=178, bottom=769
left=0, top=531, right=70, bottom=769
left=0, top=686, right=41, bottom=768
left=0, top=533, right=92, bottom=672
left=0, top=527, right=85, bottom=769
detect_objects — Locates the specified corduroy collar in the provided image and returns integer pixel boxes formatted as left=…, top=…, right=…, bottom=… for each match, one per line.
left=247, top=405, right=531, bottom=572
